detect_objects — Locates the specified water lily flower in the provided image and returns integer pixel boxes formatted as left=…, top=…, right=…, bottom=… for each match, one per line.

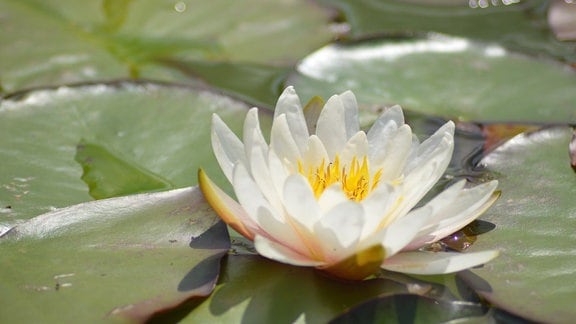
left=199, top=87, right=499, bottom=280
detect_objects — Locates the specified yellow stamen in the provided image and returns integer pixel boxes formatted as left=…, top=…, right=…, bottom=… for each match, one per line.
left=298, top=155, right=383, bottom=201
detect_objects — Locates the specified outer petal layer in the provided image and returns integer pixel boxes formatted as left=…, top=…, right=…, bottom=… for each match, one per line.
left=381, top=250, right=499, bottom=275
left=198, top=169, right=256, bottom=240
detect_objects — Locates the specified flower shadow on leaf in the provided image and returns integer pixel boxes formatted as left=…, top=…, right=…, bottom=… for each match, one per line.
left=197, top=254, right=488, bottom=323
left=178, top=221, right=231, bottom=293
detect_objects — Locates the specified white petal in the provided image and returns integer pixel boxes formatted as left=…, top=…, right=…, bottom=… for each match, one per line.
left=248, top=139, right=283, bottom=212
left=314, top=201, right=365, bottom=261
left=362, top=206, right=432, bottom=258
left=283, top=174, right=322, bottom=231
left=367, top=106, right=405, bottom=142
left=211, top=114, right=245, bottom=183
left=388, top=122, right=454, bottom=221
left=339, top=90, right=360, bottom=138
left=254, top=235, right=323, bottom=267
left=339, top=131, right=369, bottom=167
left=243, top=108, right=268, bottom=167
left=232, top=163, right=278, bottom=223
left=255, top=206, right=310, bottom=257
left=270, top=114, right=302, bottom=169
left=373, top=125, right=413, bottom=181
left=268, top=149, right=290, bottom=199
left=360, top=182, right=400, bottom=238
left=316, top=94, right=350, bottom=158
left=406, top=180, right=499, bottom=249
left=273, top=86, right=309, bottom=154
left=404, top=121, right=455, bottom=175
left=317, top=184, right=349, bottom=213
left=301, top=135, right=329, bottom=168
left=381, top=250, right=499, bottom=275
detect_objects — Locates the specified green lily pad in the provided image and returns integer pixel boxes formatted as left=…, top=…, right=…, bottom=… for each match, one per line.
left=0, top=187, right=229, bottom=323
left=466, top=127, right=576, bottom=322
left=287, top=35, right=576, bottom=123
left=75, top=140, right=173, bottom=199
left=0, top=0, right=334, bottom=94
left=178, top=254, right=488, bottom=323
left=0, top=82, right=271, bottom=224
left=316, top=0, right=576, bottom=62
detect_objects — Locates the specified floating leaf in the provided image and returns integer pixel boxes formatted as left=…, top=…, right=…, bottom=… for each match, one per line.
left=180, top=255, right=485, bottom=322
left=287, top=35, right=576, bottom=123
left=466, top=127, right=576, bottom=322
left=0, top=0, right=334, bottom=94
left=75, top=140, right=173, bottom=199
left=0, top=187, right=229, bottom=323
left=0, top=82, right=271, bottom=223
left=316, top=0, right=576, bottom=62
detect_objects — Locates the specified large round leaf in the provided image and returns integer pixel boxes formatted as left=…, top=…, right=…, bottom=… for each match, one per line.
left=0, top=187, right=229, bottom=323
left=178, top=254, right=487, bottom=323
left=287, top=35, right=576, bottom=123
left=0, top=83, right=271, bottom=224
left=0, top=0, right=334, bottom=93
left=466, top=127, right=576, bottom=322
left=316, top=0, right=576, bottom=62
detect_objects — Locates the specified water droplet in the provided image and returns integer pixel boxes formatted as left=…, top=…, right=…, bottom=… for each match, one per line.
left=174, top=1, right=186, bottom=13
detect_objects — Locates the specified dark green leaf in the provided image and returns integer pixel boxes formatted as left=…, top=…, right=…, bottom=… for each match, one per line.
left=75, top=140, right=173, bottom=199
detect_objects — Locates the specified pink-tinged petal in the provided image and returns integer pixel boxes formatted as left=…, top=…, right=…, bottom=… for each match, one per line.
left=273, top=86, right=309, bottom=154
left=270, top=114, right=302, bottom=170
left=283, top=174, right=322, bottom=231
left=198, top=169, right=256, bottom=240
left=317, top=184, right=349, bottom=213
left=254, top=235, right=323, bottom=267
left=314, top=201, right=365, bottom=261
left=340, top=131, right=369, bottom=167
left=405, top=180, right=499, bottom=250
left=381, top=250, right=499, bottom=275
left=243, top=108, right=268, bottom=167
left=339, top=90, right=360, bottom=138
left=319, top=245, right=386, bottom=281
left=255, top=206, right=311, bottom=258
left=301, top=135, right=329, bottom=169
left=316, top=94, right=349, bottom=158
left=211, top=114, right=245, bottom=183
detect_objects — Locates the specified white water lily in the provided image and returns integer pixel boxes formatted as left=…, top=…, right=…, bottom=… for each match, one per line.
left=199, top=87, right=499, bottom=280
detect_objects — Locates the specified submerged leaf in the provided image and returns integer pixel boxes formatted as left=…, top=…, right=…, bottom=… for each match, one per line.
left=75, top=140, right=173, bottom=199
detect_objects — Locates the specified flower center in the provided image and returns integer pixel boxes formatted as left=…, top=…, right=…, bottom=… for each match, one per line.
left=298, top=155, right=383, bottom=202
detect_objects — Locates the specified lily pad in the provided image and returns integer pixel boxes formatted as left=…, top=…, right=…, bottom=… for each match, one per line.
left=0, top=0, right=334, bottom=93
left=0, top=187, right=229, bottom=323
left=466, top=127, right=576, bottom=322
left=179, top=254, right=487, bottom=323
left=316, top=0, right=576, bottom=63
left=287, top=35, right=576, bottom=123
left=0, top=82, right=271, bottom=224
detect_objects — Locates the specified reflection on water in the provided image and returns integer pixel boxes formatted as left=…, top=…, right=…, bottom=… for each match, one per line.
left=469, top=0, right=520, bottom=8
